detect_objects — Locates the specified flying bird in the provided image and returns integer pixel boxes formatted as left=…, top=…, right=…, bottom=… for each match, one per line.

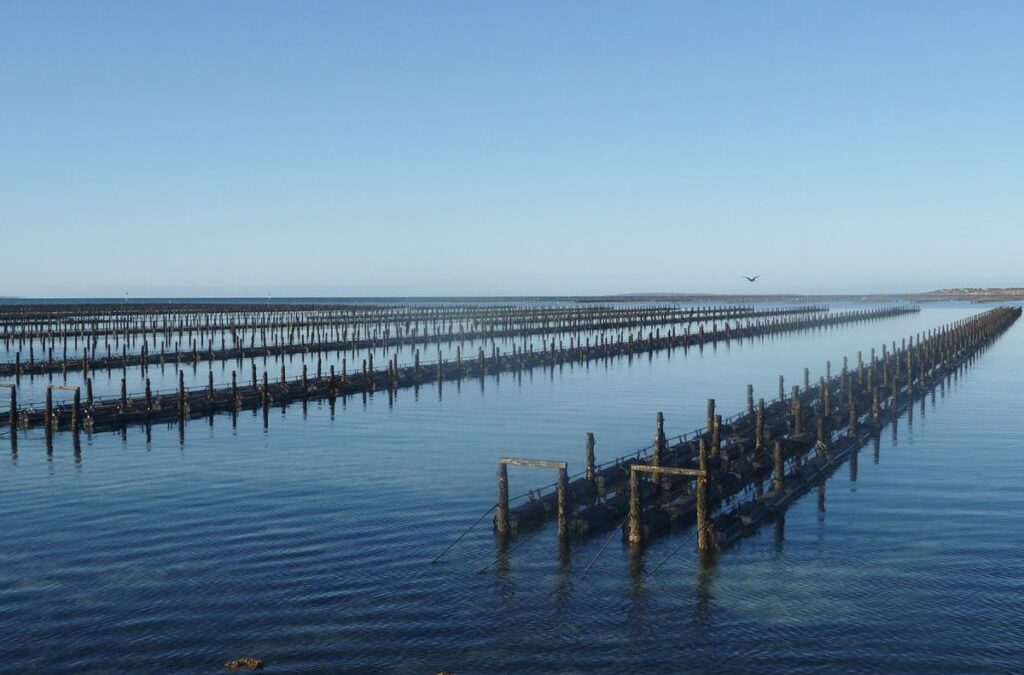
left=743, top=276, right=760, bottom=282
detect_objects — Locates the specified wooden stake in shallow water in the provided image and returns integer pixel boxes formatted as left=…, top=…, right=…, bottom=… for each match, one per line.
left=585, top=432, right=595, bottom=482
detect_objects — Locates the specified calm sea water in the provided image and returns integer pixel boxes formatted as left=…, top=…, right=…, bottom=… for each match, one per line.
left=0, top=303, right=1021, bottom=673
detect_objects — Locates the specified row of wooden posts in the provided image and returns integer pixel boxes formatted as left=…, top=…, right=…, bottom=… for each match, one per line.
left=0, top=305, right=918, bottom=437
left=0, top=304, right=830, bottom=377
left=1, top=303, right=820, bottom=342
left=492, top=306, right=1021, bottom=559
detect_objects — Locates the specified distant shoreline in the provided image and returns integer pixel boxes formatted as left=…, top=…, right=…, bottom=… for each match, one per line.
left=0, top=288, right=1021, bottom=305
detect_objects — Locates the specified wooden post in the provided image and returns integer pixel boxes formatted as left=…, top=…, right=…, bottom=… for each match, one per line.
left=86, top=378, right=92, bottom=407
left=746, top=384, right=754, bottom=416
left=652, top=412, right=666, bottom=485
left=556, top=466, right=569, bottom=542
left=145, top=377, right=152, bottom=411
left=120, top=377, right=127, bottom=412
left=7, top=385, right=15, bottom=429
left=792, top=385, right=802, bottom=434
left=706, top=398, right=715, bottom=436
left=628, top=466, right=642, bottom=546
left=72, top=388, right=80, bottom=433
left=773, top=439, right=784, bottom=491
left=849, top=398, right=858, bottom=437
left=496, top=462, right=509, bottom=537
left=755, top=398, right=765, bottom=455
left=45, top=387, right=52, bottom=433
left=177, top=370, right=185, bottom=418
left=696, top=437, right=709, bottom=552
left=585, top=432, right=595, bottom=482
left=713, top=414, right=722, bottom=456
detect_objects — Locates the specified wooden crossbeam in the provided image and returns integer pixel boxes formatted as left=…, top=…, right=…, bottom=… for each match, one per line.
left=499, top=456, right=567, bottom=470
left=631, top=464, right=706, bottom=478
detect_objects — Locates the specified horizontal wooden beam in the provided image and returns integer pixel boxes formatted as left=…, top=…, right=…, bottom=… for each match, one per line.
left=631, top=464, right=706, bottom=478
left=500, top=456, right=567, bottom=470
left=47, top=385, right=80, bottom=392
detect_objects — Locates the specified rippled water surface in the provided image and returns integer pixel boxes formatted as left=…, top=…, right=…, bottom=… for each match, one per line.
left=1, top=303, right=1022, bottom=673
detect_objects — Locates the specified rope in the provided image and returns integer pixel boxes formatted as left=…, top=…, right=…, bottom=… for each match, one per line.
left=430, top=503, right=497, bottom=564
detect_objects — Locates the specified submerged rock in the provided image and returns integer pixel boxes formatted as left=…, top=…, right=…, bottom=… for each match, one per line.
left=224, top=656, right=264, bottom=671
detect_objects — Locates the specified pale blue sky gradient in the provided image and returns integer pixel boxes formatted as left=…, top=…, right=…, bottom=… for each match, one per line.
left=1, top=1, right=1021, bottom=297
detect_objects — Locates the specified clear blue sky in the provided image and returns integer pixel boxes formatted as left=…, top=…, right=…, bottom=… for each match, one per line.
left=1, top=1, right=1021, bottom=297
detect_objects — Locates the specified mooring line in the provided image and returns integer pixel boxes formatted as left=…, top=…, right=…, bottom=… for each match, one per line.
left=577, top=514, right=629, bottom=581
left=431, top=503, right=497, bottom=564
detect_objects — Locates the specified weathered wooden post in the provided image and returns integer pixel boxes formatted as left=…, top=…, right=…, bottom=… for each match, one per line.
left=792, top=385, right=802, bottom=434
left=45, top=387, right=53, bottom=433
left=773, top=439, right=784, bottom=491
left=652, top=412, right=666, bottom=485
left=696, top=437, right=710, bottom=553
left=849, top=398, right=858, bottom=437
left=556, top=465, right=569, bottom=542
left=120, top=377, right=127, bottom=412
left=755, top=398, right=765, bottom=455
left=778, top=375, right=785, bottom=401
left=177, top=370, right=185, bottom=419
left=585, top=432, right=595, bottom=482
left=706, top=398, right=715, bottom=436
left=7, top=385, right=15, bottom=430
left=72, top=388, right=80, bottom=433
left=713, top=414, right=722, bottom=456
left=86, top=378, right=93, bottom=407
left=746, top=384, right=754, bottom=416
left=145, top=377, right=152, bottom=411
left=496, top=462, right=510, bottom=537
left=628, top=465, right=642, bottom=546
